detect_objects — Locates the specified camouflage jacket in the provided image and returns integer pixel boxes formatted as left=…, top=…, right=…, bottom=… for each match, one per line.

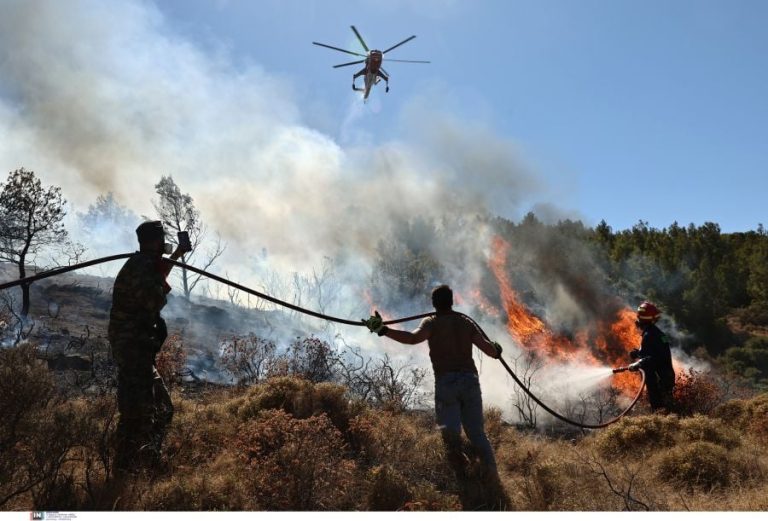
left=108, top=252, right=170, bottom=357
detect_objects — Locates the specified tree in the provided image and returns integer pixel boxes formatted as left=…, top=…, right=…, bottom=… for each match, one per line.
left=77, top=192, right=139, bottom=258
left=0, top=169, right=68, bottom=317
left=152, top=175, right=225, bottom=299
left=371, top=216, right=443, bottom=309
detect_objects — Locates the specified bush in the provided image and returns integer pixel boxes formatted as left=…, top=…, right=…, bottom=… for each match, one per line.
left=484, top=407, right=504, bottom=450
left=226, top=376, right=354, bottom=433
left=737, top=301, right=768, bottom=326
left=234, top=409, right=356, bottom=510
left=594, top=415, right=679, bottom=459
left=677, top=415, right=740, bottom=449
left=673, top=368, right=725, bottom=416
left=156, top=333, right=187, bottom=389
left=165, top=399, right=236, bottom=468
left=0, top=343, right=58, bottom=508
left=521, top=458, right=566, bottom=510
left=712, top=393, right=768, bottom=442
left=403, top=483, right=462, bottom=511
left=348, top=410, right=447, bottom=485
left=656, top=441, right=747, bottom=490
left=285, top=336, right=340, bottom=383
left=139, top=454, right=249, bottom=510
left=219, top=334, right=277, bottom=385
left=365, top=464, right=412, bottom=510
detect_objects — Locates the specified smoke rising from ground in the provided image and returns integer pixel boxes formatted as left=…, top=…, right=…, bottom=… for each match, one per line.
left=0, top=0, right=541, bottom=273
left=0, top=0, right=695, bottom=422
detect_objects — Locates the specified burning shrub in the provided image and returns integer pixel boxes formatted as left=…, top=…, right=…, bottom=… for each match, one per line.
left=234, top=409, right=356, bottom=510
left=655, top=441, right=754, bottom=490
left=673, top=368, right=726, bottom=416
left=594, top=415, right=679, bottom=459
left=156, top=333, right=187, bottom=389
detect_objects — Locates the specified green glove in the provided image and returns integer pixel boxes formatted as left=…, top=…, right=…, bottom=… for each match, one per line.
left=362, top=311, right=386, bottom=335
left=492, top=341, right=503, bottom=359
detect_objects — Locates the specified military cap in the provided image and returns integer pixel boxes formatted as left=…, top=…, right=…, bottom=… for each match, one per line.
left=136, top=221, right=165, bottom=243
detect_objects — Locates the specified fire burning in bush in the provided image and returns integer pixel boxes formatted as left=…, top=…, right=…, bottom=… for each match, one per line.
left=482, top=235, right=643, bottom=393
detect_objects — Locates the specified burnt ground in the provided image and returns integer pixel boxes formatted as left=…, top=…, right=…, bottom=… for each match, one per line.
left=0, top=261, right=319, bottom=389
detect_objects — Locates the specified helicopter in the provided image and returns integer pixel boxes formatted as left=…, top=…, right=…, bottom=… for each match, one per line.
left=313, top=26, right=430, bottom=101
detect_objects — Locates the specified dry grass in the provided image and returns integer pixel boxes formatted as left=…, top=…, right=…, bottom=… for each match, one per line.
left=3, top=342, right=768, bottom=511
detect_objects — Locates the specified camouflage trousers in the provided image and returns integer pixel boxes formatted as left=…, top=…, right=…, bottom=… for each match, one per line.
left=114, top=348, right=173, bottom=474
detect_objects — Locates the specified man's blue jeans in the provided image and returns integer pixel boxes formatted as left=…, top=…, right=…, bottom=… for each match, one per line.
left=435, top=371, right=497, bottom=473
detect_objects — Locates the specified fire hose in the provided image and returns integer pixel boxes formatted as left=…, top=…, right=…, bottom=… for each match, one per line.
left=0, top=252, right=645, bottom=429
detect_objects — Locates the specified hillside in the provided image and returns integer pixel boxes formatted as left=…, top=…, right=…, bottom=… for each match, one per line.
left=2, top=342, right=767, bottom=511
left=2, top=265, right=768, bottom=511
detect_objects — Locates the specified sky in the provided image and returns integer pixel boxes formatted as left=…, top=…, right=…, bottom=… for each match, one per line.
left=154, top=0, right=768, bottom=232
left=1, top=0, right=766, bottom=233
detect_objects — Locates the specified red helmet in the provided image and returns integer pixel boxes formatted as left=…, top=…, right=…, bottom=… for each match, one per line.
left=636, top=301, right=661, bottom=323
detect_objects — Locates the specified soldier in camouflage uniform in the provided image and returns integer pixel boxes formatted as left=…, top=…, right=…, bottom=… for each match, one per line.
left=108, top=221, right=188, bottom=474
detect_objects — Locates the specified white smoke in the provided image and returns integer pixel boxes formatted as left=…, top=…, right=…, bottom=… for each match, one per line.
left=0, top=0, right=667, bottom=423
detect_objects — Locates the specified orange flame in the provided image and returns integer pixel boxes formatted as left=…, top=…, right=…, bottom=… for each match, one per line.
left=362, top=288, right=394, bottom=322
left=488, top=236, right=644, bottom=394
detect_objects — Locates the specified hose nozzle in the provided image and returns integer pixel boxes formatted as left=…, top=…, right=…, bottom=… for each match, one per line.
left=613, top=366, right=629, bottom=374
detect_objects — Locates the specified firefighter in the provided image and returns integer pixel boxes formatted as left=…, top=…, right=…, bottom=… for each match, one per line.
left=108, top=221, right=188, bottom=474
left=628, top=301, right=676, bottom=412
left=363, top=284, right=503, bottom=478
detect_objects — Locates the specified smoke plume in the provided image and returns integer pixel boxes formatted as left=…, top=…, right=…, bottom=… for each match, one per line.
left=0, top=0, right=696, bottom=423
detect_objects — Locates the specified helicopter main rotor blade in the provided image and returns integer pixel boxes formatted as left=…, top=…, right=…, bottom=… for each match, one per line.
left=350, top=25, right=370, bottom=52
left=333, top=59, right=366, bottom=69
left=385, top=59, right=431, bottom=64
left=312, top=41, right=367, bottom=57
left=382, top=35, right=416, bottom=54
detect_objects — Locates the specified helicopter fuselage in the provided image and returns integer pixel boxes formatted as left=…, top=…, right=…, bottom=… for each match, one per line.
left=361, top=51, right=383, bottom=100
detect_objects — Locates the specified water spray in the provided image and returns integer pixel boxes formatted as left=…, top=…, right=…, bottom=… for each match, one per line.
left=0, top=252, right=646, bottom=429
